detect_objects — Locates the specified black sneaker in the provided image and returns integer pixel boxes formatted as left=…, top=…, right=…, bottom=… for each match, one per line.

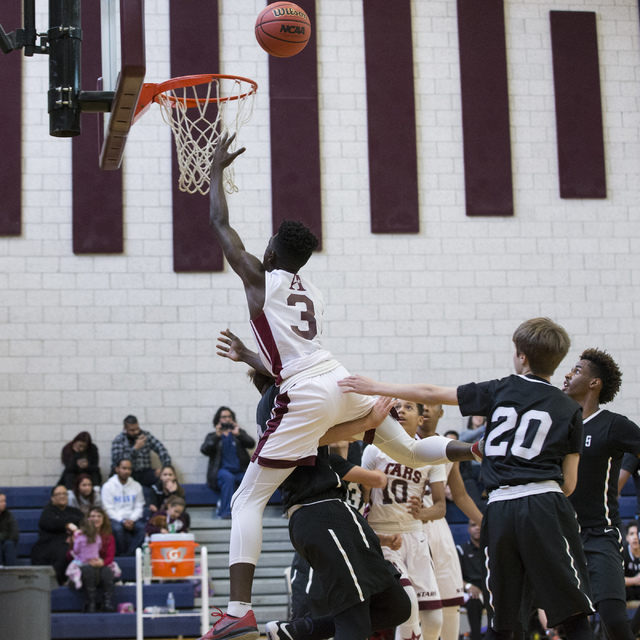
left=265, top=620, right=296, bottom=640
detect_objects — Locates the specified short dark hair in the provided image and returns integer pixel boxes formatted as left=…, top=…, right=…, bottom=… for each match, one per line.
left=444, top=430, right=459, bottom=439
left=579, top=348, right=622, bottom=405
left=123, top=415, right=138, bottom=427
left=213, top=406, right=236, bottom=426
left=247, top=368, right=275, bottom=395
left=512, top=317, right=571, bottom=377
left=166, top=495, right=186, bottom=508
left=51, top=484, right=67, bottom=497
left=625, top=520, right=638, bottom=535
left=273, top=220, right=319, bottom=272
left=115, top=456, right=132, bottom=468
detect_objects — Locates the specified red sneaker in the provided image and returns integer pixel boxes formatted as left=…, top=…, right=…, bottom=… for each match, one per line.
left=198, top=608, right=259, bottom=640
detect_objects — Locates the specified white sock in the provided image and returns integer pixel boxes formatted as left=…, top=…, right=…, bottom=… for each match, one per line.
left=227, top=601, right=252, bottom=617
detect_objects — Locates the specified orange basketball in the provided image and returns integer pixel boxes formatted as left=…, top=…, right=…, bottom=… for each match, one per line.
left=255, top=2, right=311, bottom=58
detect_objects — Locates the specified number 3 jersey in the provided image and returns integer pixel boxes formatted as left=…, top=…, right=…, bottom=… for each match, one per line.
left=457, top=374, right=584, bottom=493
left=251, top=269, right=336, bottom=386
left=361, top=443, right=447, bottom=534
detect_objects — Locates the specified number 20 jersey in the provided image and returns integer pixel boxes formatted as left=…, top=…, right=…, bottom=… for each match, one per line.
left=251, top=269, right=335, bottom=385
left=457, top=374, right=584, bottom=492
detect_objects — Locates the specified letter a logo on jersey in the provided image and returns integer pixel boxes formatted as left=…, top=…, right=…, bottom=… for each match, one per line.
left=290, top=275, right=306, bottom=292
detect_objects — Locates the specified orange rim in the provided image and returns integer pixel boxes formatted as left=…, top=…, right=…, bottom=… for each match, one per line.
left=151, top=73, right=258, bottom=108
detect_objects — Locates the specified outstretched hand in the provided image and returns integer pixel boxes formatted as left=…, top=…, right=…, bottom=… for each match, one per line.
left=211, top=132, right=246, bottom=176
left=338, top=374, right=379, bottom=396
left=216, top=328, right=247, bottom=362
left=368, top=396, right=396, bottom=428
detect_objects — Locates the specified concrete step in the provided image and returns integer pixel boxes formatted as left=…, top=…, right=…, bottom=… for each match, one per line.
left=208, top=577, right=288, bottom=598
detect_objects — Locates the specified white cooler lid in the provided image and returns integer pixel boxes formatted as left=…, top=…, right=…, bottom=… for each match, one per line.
left=149, top=533, right=195, bottom=542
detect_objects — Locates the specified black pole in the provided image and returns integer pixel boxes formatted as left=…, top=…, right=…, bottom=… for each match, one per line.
left=23, top=0, right=37, bottom=56
left=48, top=0, right=82, bottom=137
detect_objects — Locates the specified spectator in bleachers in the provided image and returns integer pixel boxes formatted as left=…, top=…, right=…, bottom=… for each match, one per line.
left=457, top=520, right=491, bottom=640
left=30, top=484, right=83, bottom=584
left=145, top=495, right=191, bottom=535
left=149, top=464, right=186, bottom=513
left=101, top=458, right=146, bottom=556
left=444, top=430, right=460, bottom=440
left=66, top=518, right=103, bottom=612
left=67, top=474, right=102, bottom=516
left=87, top=507, right=118, bottom=612
left=60, top=432, right=102, bottom=490
left=110, top=416, right=172, bottom=497
left=200, top=406, right=256, bottom=519
left=0, top=491, right=19, bottom=566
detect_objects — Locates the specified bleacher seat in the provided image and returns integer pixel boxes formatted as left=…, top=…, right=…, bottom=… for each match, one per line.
left=51, top=612, right=201, bottom=639
left=621, top=476, right=636, bottom=496
left=51, top=582, right=194, bottom=611
left=620, top=495, right=637, bottom=520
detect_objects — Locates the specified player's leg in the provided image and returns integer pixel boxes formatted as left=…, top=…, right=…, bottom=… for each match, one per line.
left=581, top=528, right=634, bottom=640
left=516, top=493, right=594, bottom=639
left=483, top=501, right=527, bottom=633
left=425, top=519, right=465, bottom=640
left=420, top=609, right=445, bottom=640
left=198, top=463, right=293, bottom=640
left=441, top=605, right=461, bottom=640
left=395, top=585, right=422, bottom=640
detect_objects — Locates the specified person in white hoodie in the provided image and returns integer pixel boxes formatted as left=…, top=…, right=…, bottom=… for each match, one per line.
left=101, top=457, right=146, bottom=556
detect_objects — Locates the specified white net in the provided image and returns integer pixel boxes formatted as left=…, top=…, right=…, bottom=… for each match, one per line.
left=156, top=76, right=257, bottom=196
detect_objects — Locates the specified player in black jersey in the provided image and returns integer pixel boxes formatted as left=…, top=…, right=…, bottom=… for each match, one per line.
left=264, top=441, right=412, bottom=640
left=339, top=317, right=595, bottom=640
left=563, top=348, right=640, bottom=640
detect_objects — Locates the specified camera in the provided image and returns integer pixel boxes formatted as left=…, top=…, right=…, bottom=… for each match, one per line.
left=220, top=422, right=234, bottom=431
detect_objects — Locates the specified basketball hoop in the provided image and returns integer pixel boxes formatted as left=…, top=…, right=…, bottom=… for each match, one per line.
left=134, top=74, right=258, bottom=195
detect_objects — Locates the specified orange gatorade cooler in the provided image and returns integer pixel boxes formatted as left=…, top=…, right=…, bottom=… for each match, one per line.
left=149, top=533, right=198, bottom=578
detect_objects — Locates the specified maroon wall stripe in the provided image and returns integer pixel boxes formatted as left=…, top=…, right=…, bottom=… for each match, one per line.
left=268, top=0, right=322, bottom=248
left=169, top=0, right=223, bottom=272
left=363, top=0, right=419, bottom=233
left=550, top=11, right=606, bottom=199
left=457, top=0, right=513, bottom=217
left=0, top=0, right=23, bottom=236
left=72, top=0, right=124, bottom=253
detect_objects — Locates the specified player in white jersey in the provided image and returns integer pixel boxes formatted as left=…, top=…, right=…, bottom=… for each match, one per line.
left=200, top=135, right=481, bottom=640
left=362, top=403, right=445, bottom=640
left=412, top=403, right=485, bottom=640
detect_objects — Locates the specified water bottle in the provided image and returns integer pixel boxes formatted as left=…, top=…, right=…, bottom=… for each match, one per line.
left=166, top=591, right=175, bottom=614
left=143, top=536, right=152, bottom=585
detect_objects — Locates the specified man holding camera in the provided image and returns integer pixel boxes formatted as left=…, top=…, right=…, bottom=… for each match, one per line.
left=110, top=415, right=172, bottom=491
left=201, top=407, right=256, bottom=519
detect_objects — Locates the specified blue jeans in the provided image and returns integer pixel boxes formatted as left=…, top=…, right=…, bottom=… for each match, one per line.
left=0, top=539, right=17, bottom=566
left=217, top=468, right=246, bottom=518
left=110, top=519, right=146, bottom=556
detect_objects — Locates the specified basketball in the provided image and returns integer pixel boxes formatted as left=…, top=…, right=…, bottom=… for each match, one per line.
left=255, top=2, right=311, bottom=58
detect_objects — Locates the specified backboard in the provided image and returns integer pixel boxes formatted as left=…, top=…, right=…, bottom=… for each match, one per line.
left=99, top=0, right=146, bottom=170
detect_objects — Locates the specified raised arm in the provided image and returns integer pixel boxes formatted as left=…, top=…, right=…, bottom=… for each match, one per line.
left=209, top=134, right=265, bottom=318
left=216, top=328, right=270, bottom=376
left=338, top=375, right=458, bottom=406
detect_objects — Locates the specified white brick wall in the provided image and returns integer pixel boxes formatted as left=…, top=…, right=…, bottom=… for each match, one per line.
left=1, top=0, right=639, bottom=487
